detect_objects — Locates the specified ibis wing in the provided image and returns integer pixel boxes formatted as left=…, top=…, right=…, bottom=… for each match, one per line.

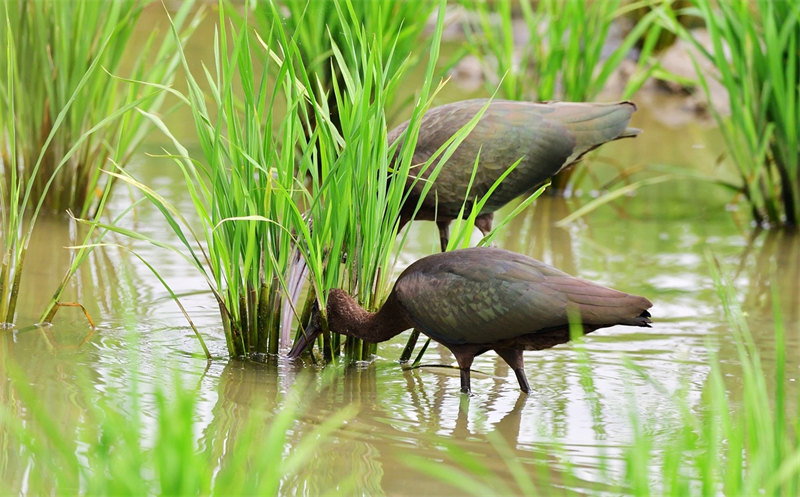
left=468, top=101, right=638, bottom=209
left=398, top=100, right=577, bottom=214
left=540, top=275, right=653, bottom=326
left=393, top=248, right=652, bottom=346
left=466, top=106, right=576, bottom=211
left=393, top=100, right=637, bottom=217
left=394, top=253, right=572, bottom=345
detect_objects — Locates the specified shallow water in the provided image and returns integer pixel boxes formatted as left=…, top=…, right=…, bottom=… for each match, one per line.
left=3, top=8, right=800, bottom=497
left=4, top=99, right=798, bottom=495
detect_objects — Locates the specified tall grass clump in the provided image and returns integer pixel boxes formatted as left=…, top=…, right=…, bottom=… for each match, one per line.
left=0, top=0, right=199, bottom=217
left=284, top=0, right=468, bottom=364
left=254, top=0, right=436, bottom=128
left=460, top=0, right=664, bottom=103
left=0, top=1, right=199, bottom=326
left=103, top=3, right=318, bottom=358
left=101, top=0, right=448, bottom=362
left=664, top=0, right=800, bottom=227
left=460, top=0, right=665, bottom=191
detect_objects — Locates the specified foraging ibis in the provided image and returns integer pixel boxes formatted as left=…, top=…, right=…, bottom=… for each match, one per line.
left=288, top=247, right=652, bottom=394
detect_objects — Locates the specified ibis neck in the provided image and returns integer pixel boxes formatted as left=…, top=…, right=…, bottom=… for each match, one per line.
left=326, top=289, right=413, bottom=343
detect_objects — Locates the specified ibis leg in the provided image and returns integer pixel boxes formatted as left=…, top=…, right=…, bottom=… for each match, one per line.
left=436, top=220, right=450, bottom=252
left=496, top=348, right=531, bottom=394
left=460, top=368, right=471, bottom=394
left=512, top=368, right=531, bottom=394
left=399, top=328, right=421, bottom=363
left=452, top=353, right=475, bottom=394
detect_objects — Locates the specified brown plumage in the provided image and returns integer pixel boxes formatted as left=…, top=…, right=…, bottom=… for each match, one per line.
left=389, top=99, right=639, bottom=251
left=288, top=247, right=653, bottom=394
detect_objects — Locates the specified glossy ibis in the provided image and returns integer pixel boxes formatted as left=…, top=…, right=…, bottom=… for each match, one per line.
left=288, top=247, right=653, bottom=394
left=390, top=99, right=640, bottom=251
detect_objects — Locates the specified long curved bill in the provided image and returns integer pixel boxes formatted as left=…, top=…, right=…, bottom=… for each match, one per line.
left=287, top=318, right=322, bottom=359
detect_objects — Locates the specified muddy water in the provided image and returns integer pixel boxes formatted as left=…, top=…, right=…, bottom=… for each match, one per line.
left=3, top=10, right=800, bottom=497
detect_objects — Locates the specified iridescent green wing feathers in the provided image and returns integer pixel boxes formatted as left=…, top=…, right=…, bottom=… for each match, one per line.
left=389, top=99, right=636, bottom=215
left=394, top=248, right=650, bottom=345
left=393, top=249, right=570, bottom=345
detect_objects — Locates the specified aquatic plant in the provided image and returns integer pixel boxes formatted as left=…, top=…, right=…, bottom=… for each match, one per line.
left=255, top=0, right=436, bottom=128
left=0, top=0, right=198, bottom=217
left=0, top=0, right=199, bottom=326
left=459, top=0, right=665, bottom=191
left=100, top=2, right=316, bottom=358
left=284, top=0, right=459, bottom=363
left=664, top=0, right=800, bottom=227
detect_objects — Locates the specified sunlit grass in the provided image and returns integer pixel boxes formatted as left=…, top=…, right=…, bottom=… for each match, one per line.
left=661, top=0, right=800, bottom=227
left=0, top=0, right=199, bottom=217
left=98, top=1, right=317, bottom=358
left=0, top=1, right=199, bottom=326
left=257, top=0, right=436, bottom=127
left=458, top=0, right=666, bottom=192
